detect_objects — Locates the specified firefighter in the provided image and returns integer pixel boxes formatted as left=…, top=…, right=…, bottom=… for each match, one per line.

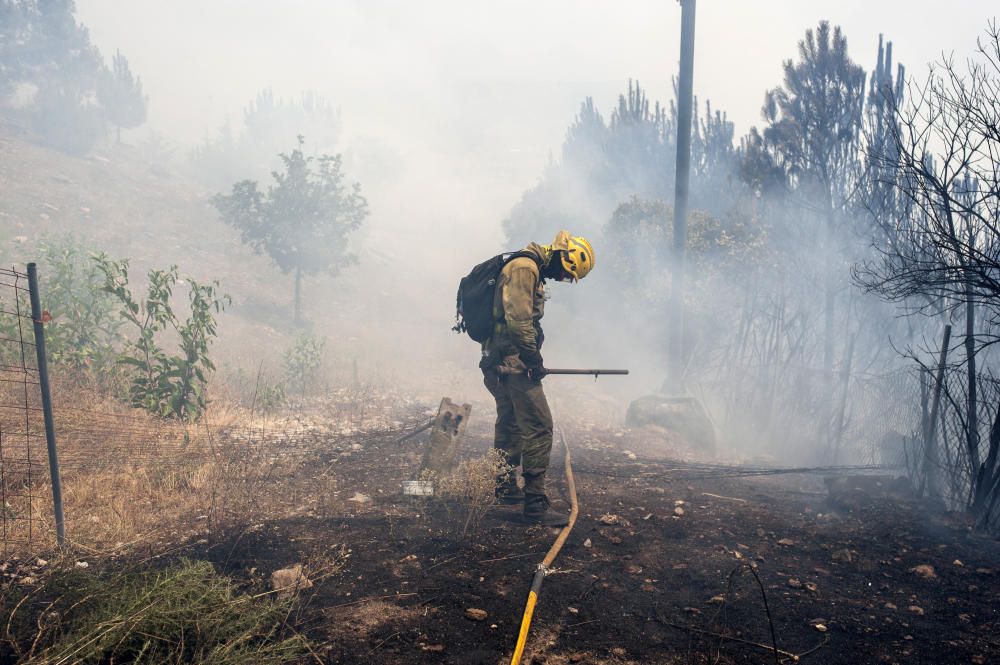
left=480, top=230, right=594, bottom=526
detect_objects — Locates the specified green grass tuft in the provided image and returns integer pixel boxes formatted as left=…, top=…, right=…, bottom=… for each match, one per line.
left=4, top=559, right=310, bottom=664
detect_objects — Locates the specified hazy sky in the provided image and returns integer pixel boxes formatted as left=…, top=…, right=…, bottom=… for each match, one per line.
left=75, top=1, right=996, bottom=250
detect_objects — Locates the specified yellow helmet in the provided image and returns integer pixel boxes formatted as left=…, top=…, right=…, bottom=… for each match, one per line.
left=560, top=234, right=595, bottom=281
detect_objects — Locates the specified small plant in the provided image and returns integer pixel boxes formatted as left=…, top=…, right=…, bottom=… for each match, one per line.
left=255, top=382, right=287, bottom=413
left=225, top=364, right=287, bottom=413
left=430, top=449, right=511, bottom=539
left=95, top=255, right=230, bottom=420
left=283, top=333, right=325, bottom=397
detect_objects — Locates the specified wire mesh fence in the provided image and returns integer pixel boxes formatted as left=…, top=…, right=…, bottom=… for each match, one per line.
left=0, top=267, right=47, bottom=554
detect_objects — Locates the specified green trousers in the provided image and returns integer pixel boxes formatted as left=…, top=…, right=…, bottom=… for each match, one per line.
left=483, top=371, right=553, bottom=497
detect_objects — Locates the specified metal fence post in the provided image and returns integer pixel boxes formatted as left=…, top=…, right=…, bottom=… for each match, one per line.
left=26, top=263, right=65, bottom=546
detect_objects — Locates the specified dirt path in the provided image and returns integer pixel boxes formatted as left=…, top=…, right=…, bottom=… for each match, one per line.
left=193, top=422, right=1000, bottom=664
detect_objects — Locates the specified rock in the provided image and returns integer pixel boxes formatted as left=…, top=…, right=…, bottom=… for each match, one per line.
left=348, top=492, right=372, bottom=504
left=953, top=559, right=964, bottom=567
left=787, top=578, right=804, bottom=589
left=707, top=595, right=725, bottom=605
left=831, top=548, right=854, bottom=563
left=804, top=582, right=818, bottom=593
left=824, top=474, right=914, bottom=511
left=421, top=644, right=445, bottom=652
left=777, top=538, right=795, bottom=546
left=75, top=561, right=89, bottom=569
left=911, top=564, right=936, bottom=579
left=908, top=605, right=925, bottom=616
left=813, top=623, right=828, bottom=632
left=599, top=513, right=629, bottom=526
left=465, top=608, right=488, bottom=621
left=626, top=394, right=717, bottom=456
left=673, top=506, right=685, bottom=517
left=270, top=564, right=312, bottom=596
left=583, top=538, right=592, bottom=548
left=885, top=602, right=897, bottom=610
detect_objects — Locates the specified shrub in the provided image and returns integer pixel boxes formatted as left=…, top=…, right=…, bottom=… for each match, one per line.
left=36, top=236, right=122, bottom=370
left=3, top=559, right=309, bottom=664
left=95, top=255, right=230, bottom=420
left=283, top=333, right=325, bottom=397
left=428, top=449, right=511, bottom=539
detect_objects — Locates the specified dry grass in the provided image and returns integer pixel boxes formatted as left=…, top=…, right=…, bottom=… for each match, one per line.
left=423, top=448, right=510, bottom=540
left=0, top=373, right=316, bottom=559
left=0, top=366, right=416, bottom=560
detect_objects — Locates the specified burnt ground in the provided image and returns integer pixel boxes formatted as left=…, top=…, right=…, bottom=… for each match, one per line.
left=191, top=420, right=1000, bottom=665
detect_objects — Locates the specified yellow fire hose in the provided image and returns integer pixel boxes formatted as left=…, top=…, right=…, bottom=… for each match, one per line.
left=509, top=428, right=579, bottom=665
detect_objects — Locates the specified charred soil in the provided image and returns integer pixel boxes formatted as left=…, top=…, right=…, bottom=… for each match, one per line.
left=185, top=421, right=1000, bottom=665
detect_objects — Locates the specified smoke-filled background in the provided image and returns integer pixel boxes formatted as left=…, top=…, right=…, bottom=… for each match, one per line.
left=3, top=1, right=1000, bottom=478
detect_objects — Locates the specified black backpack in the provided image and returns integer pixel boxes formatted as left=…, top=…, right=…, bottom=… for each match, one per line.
left=453, top=251, right=539, bottom=343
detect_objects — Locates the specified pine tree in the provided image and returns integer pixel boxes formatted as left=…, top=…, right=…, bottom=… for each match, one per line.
left=98, top=49, right=148, bottom=142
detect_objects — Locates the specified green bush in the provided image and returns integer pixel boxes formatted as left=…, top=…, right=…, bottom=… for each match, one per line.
left=283, top=333, right=325, bottom=397
left=37, top=236, right=122, bottom=370
left=0, top=237, right=120, bottom=372
left=95, top=255, right=230, bottom=420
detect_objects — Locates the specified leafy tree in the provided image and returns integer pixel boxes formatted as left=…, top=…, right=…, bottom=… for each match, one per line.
left=212, top=136, right=368, bottom=324
left=98, top=49, right=147, bottom=142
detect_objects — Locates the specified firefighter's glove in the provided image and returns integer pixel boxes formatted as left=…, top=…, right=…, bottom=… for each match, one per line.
left=526, top=365, right=548, bottom=381
left=519, top=349, right=543, bottom=368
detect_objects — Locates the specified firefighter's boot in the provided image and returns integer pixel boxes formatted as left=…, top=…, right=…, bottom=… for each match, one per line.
left=522, top=469, right=568, bottom=527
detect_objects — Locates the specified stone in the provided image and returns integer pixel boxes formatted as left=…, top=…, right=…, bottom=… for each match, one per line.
left=910, top=564, right=936, bottom=579
left=625, top=394, right=716, bottom=456
left=465, top=608, right=488, bottom=621
left=270, top=564, right=312, bottom=596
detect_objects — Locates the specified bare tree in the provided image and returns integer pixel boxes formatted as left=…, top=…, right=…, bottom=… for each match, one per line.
left=857, top=23, right=1000, bottom=527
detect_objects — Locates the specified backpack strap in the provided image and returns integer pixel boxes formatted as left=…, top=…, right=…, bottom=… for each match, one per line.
left=500, top=250, right=543, bottom=272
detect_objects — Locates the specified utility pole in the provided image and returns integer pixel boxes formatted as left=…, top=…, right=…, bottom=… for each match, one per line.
left=667, top=0, right=696, bottom=390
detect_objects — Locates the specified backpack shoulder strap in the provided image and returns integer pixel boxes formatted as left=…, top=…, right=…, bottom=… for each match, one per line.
left=500, top=250, right=543, bottom=270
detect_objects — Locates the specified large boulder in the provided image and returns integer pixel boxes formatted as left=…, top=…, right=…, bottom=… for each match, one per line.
left=626, top=394, right=716, bottom=457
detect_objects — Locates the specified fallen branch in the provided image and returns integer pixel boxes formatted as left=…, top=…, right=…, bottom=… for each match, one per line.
left=701, top=492, right=748, bottom=503
left=661, top=620, right=818, bottom=662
